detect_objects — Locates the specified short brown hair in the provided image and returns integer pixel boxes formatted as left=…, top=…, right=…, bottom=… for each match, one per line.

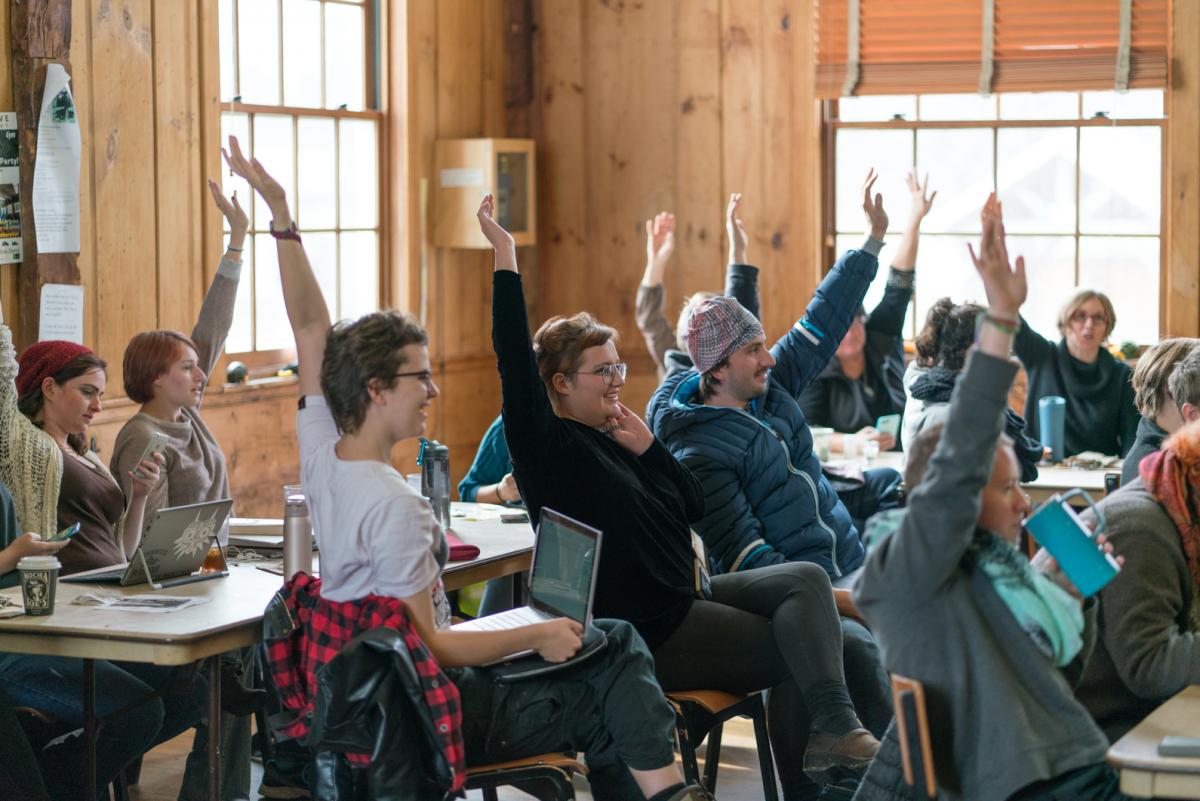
left=905, top=422, right=1013, bottom=489
left=320, top=310, right=429, bottom=434
left=533, top=312, right=617, bottom=399
left=1132, top=337, right=1200, bottom=418
left=1057, top=289, right=1116, bottom=339
left=122, top=330, right=199, bottom=403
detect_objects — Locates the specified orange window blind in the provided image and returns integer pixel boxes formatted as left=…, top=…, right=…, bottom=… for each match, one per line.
left=816, top=0, right=1168, bottom=97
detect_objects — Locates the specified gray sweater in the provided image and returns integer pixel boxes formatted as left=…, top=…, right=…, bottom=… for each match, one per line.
left=855, top=351, right=1109, bottom=801
left=111, top=257, right=240, bottom=542
left=1076, top=478, right=1200, bottom=741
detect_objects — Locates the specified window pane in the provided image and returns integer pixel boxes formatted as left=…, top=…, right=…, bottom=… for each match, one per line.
left=338, top=119, right=377, bottom=228
left=237, top=0, right=280, bottom=105
left=253, top=234, right=292, bottom=351
left=339, top=231, right=379, bottom=321
left=297, top=117, right=337, bottom=229
left=325, top=3, right=365, bottom=110
left=834, top=129, right=912, bottom=234
left=251, top=115, right=296, bottom=228
left=1079, top=126, right=1160, bottom=235
left=226, top=246, right=253, bottom=354
left=304, top=231, right=338, bottom=315
left=918, top=93, right=996, bottom=121
left=996, top=127, right=1076, bottom=234
left=912, top=235, right=986, bottom=325
left=915, top=129, right=993, bottom=234
left=836, top=234, right=916, bottom=339
left=1079, top=237, right=1160, bottom=344
left=998, top=92, right=1078, bottom=120
left=1082, top=89, right=1163, bottom=120
left=1003, top=236, right=1077, bottom=338
left=219, top=0, right=235, bottom=101
left=836, top=95, right=916, bottom=122
left=283, top=0, right=322, bottom=108
left=221, top=113, right=253, bottom=230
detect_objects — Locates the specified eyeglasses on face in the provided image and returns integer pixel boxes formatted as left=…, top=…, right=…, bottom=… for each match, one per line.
left=1069, top=311, right=1109, bottom=328
left=568, top=362, right=628, bottom=384
left=392, top=370, right=437, bottom=389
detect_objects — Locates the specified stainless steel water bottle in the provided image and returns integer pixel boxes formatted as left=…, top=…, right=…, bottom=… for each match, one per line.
left=282, top=484, right=313, bottom=579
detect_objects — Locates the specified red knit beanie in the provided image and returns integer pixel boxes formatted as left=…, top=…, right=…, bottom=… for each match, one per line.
left=16, top=340, right=96, bottom=397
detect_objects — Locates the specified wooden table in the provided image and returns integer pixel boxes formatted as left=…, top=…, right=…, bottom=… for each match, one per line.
left=0, top=564, right=284, bottom=801
left=1108, top=685, right=1200, bottom=799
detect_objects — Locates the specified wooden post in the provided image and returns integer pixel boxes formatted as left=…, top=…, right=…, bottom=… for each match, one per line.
left=10, top=0, right=77, bottom=350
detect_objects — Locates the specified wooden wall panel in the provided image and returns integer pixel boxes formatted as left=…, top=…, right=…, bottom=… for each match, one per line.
left=1167, top=0, right=1200, bottom=337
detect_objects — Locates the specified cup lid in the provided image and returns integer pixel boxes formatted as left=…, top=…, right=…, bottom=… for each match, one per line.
left=17, top=556, right=60, bottom=570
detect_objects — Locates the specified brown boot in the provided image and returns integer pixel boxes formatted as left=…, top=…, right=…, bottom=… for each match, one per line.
left=802, top=727, right=880, bottom=784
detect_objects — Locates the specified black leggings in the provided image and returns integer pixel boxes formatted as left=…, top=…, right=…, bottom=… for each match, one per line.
left=651, top=561, right=852, bottom=796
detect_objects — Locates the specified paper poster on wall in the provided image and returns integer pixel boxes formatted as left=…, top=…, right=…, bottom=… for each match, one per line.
left=38, top=283, right=84, bottom=344
left=32, top=64, right=81, bottom=253
left=0, top=113, right=21, bottom=265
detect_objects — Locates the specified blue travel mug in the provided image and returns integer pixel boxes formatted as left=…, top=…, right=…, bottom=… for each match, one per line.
left=1024, top=489, right=1119, bottom=598
left=1039, top=395, right=1066, bottom=463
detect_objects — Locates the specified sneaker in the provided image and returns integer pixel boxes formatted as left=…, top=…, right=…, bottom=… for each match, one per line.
left=258, top=760, right=311, bottom=799
left=803, top=728, right=880, bottom=784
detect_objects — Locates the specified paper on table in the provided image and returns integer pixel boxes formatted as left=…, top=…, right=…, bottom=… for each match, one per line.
left=38, top=283, right=83, bottom=342
left=32, top=64, right=81, bottom=253
left=71, top=592, right=209, bottom=613
left=0, top=112, right=20, bottom=264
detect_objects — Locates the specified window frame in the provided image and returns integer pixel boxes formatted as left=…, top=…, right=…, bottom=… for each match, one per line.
left=217, top=0, right=386, bottom=370
left=822, top=94, right=1167, bottom=344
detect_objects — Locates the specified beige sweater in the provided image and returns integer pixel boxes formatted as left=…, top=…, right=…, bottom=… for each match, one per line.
left=0, top=325, right=123, bottom=541
left=111, top=257, right=241, bottom=540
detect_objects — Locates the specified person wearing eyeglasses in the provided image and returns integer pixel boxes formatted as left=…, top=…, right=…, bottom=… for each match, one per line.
left=481, top=194, right=881, bottom=800
left=1013, top=289, right=1137, bottom=458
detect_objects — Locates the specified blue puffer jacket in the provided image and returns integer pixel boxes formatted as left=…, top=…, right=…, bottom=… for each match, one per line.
left=646, top=242, right=882, bottom=578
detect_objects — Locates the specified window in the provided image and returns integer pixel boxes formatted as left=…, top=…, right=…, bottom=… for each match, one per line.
left=829, top=90, right=1164, bottom=346
left=217, top=0, right=381, bottom=354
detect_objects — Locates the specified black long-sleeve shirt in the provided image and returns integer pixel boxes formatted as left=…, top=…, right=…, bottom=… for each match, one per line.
left=492, top=270, right=704, bottom=649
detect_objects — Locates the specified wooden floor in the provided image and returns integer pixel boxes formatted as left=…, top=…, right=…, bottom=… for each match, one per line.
left=129, top=717, right=777, bottom=800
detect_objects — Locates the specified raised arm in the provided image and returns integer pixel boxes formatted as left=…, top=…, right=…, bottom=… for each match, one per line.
left=866, top=172, right=930, bottom=337
left=223, top=136, right=329, bottom=397
left=768, top=171, right=886, bottom=397
left=190, top=181, right=248, bottom=382
left=887, top=171, right=934, bottom=273
left=723, top=193, right=760, bottom=319
left=635, top=211, right=677, bottom=374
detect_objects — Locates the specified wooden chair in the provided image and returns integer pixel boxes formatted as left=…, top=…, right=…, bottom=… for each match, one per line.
left=667, top=689, right=779, bottom=801
left=466, top=753, right=587, bottom=801
left=890, top=675, right=937, bottom=799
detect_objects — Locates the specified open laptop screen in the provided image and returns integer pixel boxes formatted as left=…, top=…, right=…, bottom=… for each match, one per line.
left=529, top=509, right=601, bottom=623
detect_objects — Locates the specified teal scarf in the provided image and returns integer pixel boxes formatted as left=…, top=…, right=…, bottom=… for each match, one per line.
left=863, top=510, right=1084, bottom=666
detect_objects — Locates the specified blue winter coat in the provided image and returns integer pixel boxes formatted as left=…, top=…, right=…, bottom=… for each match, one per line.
left=646, top=242, right=882, bottom=578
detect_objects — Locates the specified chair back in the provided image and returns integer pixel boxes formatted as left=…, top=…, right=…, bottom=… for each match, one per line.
left=891, top=674, right=936, bottom=799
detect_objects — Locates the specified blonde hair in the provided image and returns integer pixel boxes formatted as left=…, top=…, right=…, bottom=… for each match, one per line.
left=533, top=313, right=618, bottom=399
left=676, top=291, right=717, bottom=351
left=1131, top=338, right=1200, bottom=418
left=1056, top=289, right=1116, bottom=340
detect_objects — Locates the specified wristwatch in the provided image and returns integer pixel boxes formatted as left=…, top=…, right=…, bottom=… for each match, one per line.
left=270, top=221, right=302, bottom=243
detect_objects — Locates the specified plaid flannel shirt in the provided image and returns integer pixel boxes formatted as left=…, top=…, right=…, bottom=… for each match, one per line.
left=265, top=573, right=465, bottom=789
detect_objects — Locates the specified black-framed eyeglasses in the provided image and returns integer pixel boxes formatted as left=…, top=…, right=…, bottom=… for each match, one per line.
left=567, top=362, right=628, bottom=385
left=393, top=370, right=437, bottom=389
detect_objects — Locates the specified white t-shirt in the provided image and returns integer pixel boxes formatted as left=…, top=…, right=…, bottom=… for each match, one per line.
left=297, top=395, right=451, bottom=628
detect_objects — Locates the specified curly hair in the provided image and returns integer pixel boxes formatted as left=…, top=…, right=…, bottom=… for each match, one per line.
left=914, top=299, right=984, bottom=372
left=320, top=311, right=429, bottom=434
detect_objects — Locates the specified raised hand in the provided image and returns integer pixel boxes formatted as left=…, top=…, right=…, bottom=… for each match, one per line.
left=477, top=193, right=517, bottom=271
left=221, top=136, right=290, bottom=225
left=726, top=193, right=748, bottom=264
left=905, top=172, right=936, bottom=227
left=645, top=211, right=676, bottom=280
left=208, top=179, right=249, bottom=250
left=861, top=169, right=888, bottom=241
left=606, top=402, right=655, bottom=456
left=967, top=194, right=1027, bottom=318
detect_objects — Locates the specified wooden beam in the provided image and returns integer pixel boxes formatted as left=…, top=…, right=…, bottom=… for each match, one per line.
left=1166, top=0, right=1200, bottom=337
left=11, top=0, right=78, bottom=349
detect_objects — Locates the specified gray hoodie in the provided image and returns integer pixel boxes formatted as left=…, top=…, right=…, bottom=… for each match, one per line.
left=854, top=351, right=1108, bottom=801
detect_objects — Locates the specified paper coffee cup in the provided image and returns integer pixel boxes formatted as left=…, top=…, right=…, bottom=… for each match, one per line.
left=811, top=427, right=834, bottom=462
left=18, top=555, right=61, bottom=616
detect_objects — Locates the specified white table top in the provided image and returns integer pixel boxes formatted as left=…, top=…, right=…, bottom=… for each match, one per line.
left=1109, top=685, right=1200, bottom=799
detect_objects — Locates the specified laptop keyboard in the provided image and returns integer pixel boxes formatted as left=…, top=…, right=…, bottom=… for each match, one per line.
left=459, top=607, right=547, bottom=631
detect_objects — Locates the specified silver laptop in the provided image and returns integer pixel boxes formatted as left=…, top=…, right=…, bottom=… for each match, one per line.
left=63, top=499, right=234, bottom=589
left=452, top=507, right=602, bottom=663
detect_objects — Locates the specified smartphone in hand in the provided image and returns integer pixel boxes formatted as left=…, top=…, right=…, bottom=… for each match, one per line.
left=48, top=522, right=81, bottom=542
left=876, top=414, right=901, bottom=439
left=133, top=431, right=171, bottom=479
